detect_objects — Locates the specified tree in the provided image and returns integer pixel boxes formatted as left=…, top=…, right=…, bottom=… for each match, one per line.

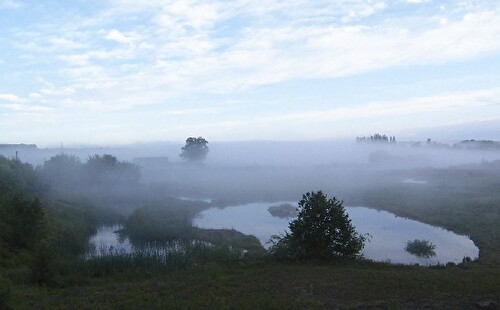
left=269, top=191, right=365, bottom=260
left=84, top=154, right=140, bottom=184
left=42, top=154, right=83, bottom=188
left=3, top=195, right=45, bottom=250
left=180, top=137, right=209, bottom=162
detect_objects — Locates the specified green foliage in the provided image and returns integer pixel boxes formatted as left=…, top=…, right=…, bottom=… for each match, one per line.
left=194, top=229, right=265, bottom=257
left=41, top=154, right=82, bottom=189
left=46, top=199, right=125, bottom=257
left=84, top=154, right=141, bottom=185
left=30, top=240, right=55, bottom=285
left=126, top=203, right=196, bottom=242
left=1, top=195, right=45, bottom=251
left=41, top=153, right=140, bottom=191
left=0, top=273, right=12, bottom=309
left=405, top=239, right=436, bottom=258
left=0, top=156, right=47, bottom=267
left=269, top=191, right=365, bottom=260
left=84, top=241, right=247, bottom=277
left=0, top=155, right=43, bottom=196
left=180, top=137, right=209, bottom=162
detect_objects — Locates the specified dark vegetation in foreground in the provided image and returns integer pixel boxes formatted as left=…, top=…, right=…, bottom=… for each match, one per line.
left=0, top=153, right=499, bottom=308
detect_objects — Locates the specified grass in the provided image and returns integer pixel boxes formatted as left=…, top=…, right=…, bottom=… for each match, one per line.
left=359, top=171, right=500, bottom=265
left=83, top=241, right=249, bottom=277
left=8, top=261, right=500, bottom=309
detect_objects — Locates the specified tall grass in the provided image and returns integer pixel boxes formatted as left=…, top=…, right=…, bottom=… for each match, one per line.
left=83, top=241, right=246, bottom=277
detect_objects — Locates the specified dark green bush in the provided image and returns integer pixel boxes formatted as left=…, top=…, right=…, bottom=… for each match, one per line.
left=405, top=239, right=436, bottom=258
left=269, top=191, right=365, bottom=260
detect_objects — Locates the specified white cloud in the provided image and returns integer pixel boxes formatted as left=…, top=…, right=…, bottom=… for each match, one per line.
left=0, top=0, right=22, bottom=9
left=267, top=88, right=500, bottom=123
left=105, top=29, right=139, bottom=44
left=40, top=87, right=75, bottom=97
left=180, top=88, right=500, bottom=141
left=2, top=0, right=500, bottom=143
left=48, top=37, right=84, bottom=50
left=24, top=3, right=498, bottom=114
left=1, top=103, right=53, bottom=113
left=0, top=93, right=22, bottom=102
left=155, top=1, right=220, bottom=30
left=406, top=0, right=430, bottom=3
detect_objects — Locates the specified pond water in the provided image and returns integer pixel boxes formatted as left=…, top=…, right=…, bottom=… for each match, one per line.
left=193, top=202, right=479, bottom=265
left=88, top=225, right=133, bottom=256
left=87, top=225, right=189, bottom=257
left=401, top=178, right=428, bottom=184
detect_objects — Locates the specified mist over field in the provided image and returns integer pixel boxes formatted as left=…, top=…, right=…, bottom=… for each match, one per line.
left=2, top=137, right=499, bottom=208
left=4, top=137, right=500, bottom=167
left=2, top=0, right=500, bottom=307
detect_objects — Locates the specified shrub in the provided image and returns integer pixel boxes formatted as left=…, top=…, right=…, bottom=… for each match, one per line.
left=405, top=239, right=436, bottom=258
left=269, top=191, right=365, bottom=260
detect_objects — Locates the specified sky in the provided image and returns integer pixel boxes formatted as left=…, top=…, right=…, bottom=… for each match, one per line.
left=1, top=0, right=500, bottom=146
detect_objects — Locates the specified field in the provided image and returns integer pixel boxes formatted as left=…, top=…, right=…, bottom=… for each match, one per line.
left=1, top=157, right=499, bottom=309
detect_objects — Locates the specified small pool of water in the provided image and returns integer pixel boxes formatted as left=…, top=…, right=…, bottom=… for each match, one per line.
left=402, top=178, right=428, bottom=184
left=193, top=202, right=479, bottom=265
left=87, top=225, right=189, bottom=258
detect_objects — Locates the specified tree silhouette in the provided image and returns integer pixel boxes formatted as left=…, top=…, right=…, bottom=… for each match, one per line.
left=180, top=137, right=209, bottom=162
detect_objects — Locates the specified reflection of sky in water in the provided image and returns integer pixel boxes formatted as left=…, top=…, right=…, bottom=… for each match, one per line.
left=194, top=203, right=479, bottom=265
left=88, top=226, right=191, bottom=257
left=178, top=197, right=213, bottom=203
left=88, top=225, right=133, bottom=256
left=194, top=202, right=295, bottom=248
left=401, top=178, right=428, bottom=184
left=348, top=207, right=478, bottom=265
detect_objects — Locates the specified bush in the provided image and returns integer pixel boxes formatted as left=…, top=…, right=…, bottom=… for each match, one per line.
left=269, top=191, right=365, bottom=260
left=405, top=239, right=436, bottom=258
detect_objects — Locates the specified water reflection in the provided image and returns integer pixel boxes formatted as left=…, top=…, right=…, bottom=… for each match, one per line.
left=194, top=202, right=479, bottom=265
left=88, top=225, right=132, bottom=256
left=87, top=225, right=189, bottom=258
left=402, top=178, right=428, bottom=184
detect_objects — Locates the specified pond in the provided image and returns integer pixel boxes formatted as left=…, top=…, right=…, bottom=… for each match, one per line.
left=87, top=225, right=187, bottom=257
left=88, top=225, right=132, bottom=256
left=402, top=178, right=428, bottom=184
left=193, top=202, right=479, bottom=265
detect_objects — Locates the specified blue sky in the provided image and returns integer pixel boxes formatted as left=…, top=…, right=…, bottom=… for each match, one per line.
left=1, top=0, right=499, bottom=146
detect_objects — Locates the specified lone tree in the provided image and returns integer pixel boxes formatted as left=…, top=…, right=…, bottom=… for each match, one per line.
left=269, top=191, right=365, bottom=260
left=180, top=137, right=209, bottom=162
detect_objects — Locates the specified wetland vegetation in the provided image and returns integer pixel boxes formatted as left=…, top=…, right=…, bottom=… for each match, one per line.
left=0, top=141, right=499, bottom=308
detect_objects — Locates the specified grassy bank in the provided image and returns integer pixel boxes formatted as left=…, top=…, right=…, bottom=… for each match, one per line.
left=9, top=261, right=500, bottom=309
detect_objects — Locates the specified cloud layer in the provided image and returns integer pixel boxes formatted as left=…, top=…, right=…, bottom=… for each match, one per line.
left=1, top=0, right=500, bottom=144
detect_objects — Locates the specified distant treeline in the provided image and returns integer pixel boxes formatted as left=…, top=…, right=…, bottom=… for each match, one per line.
left=454, top=140, right=500, bottom=149
left=0, top=144, right=37, bottom=150
left=356, top=134, right=396, bottom=143
left=42, top=153, right=140, bottom=190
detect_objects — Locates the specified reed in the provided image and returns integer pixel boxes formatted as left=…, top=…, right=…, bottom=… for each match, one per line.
left=83, top=241, right=246, bottom=277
